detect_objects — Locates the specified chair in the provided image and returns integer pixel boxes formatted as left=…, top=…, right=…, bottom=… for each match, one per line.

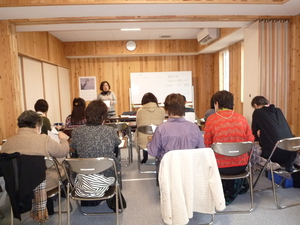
left=137, top=125, right=156, bottom=174
left=0, top=153, right=64, bottom=225
left=253, top=137, right=300, bottom=209
left=105, top=122, right=132, bottom=167
left=44, top=157, right=63, bottom=225
left=211, top=141, right=254, bottom=213
left=0, top=181, right=5, bottom=219
left=63, top=157, right=123, bottom=225
left=159, top=148, right=225, bottom=225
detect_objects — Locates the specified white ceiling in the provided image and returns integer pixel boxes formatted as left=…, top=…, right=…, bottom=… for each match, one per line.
left=0, top=1, right=300, bottom=53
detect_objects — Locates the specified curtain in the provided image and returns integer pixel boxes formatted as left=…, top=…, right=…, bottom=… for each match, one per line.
left=259, top=20, right=289, bottom=114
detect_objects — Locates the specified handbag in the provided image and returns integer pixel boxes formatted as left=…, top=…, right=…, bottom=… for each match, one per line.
left=74, top=173, right=115, bottom=197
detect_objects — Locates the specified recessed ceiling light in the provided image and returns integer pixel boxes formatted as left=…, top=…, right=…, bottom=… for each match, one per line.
left=121, top=28, right=141, bottom=31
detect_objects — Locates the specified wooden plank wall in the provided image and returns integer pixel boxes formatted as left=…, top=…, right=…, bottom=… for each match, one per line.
left=229, top=41, right=243, bottom=114
left=289, top=14, right=300, bottom=136
left=195, top=54, right=216, bottom=117
left=68, top=55, right=215, bottom=118
left=17, top=32, right=69, bottom=68
left=0, top=21, right=21, bottom=141
left=0, top=30, right=70, bottom=141
left=0, top=0, right=288, bottom=7
left=64, top=39, right=198, bottom=57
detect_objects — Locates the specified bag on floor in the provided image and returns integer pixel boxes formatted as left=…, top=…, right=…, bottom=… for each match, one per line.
left=106, top=192, right=127, bottom=212
left=292, top=171, right=300, bottom=188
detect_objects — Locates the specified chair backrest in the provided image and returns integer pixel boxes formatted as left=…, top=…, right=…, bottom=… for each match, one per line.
left=45, top=157, right=64, bottom=181
left=211, top=141, right=253, bottom=157
left=63, top=157, right=116, bottom=175
left=45, top=157, right=57, bottom=169
left=137, top=125, right=153, bottom=135
left=105, top=122, right=128, bottom=131
left=275, top=137, right=300, bottom=151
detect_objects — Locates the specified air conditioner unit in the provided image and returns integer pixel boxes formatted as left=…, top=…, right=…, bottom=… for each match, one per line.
left=197, top=28, right=220, bottom=45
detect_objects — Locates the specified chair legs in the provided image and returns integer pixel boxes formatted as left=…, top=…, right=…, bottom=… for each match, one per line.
left=270, top=171, right=300, bottom=209
left=58, top=181, right=62, bottom=225
left=254, top=164, right=300, bottom=209
left=66, top=183, right=123, bottom=225
left=138, top=147, right=156, bottom=174
left=217, top=174, right=254, bottom=214
left=199, top=214, right=214, bottom=225
left=119, top=137, right=131, bottom=167
left=0, top=209, right=4, bottom=219
left=67, top=183, right=70, bottom=225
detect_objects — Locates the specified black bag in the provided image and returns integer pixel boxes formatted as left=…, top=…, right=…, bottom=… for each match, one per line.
left=106, top=192, right=127, bottom=212
left=292, top=172, right=300, bottom=188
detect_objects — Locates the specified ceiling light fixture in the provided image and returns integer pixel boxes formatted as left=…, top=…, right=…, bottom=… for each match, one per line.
left=121, top=28, right=141, bottom=31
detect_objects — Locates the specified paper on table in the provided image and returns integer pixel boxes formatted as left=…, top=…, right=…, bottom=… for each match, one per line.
left=104, top=100, right=110, bottom=108
left=118, top=139, right=125, bottom=148
left=48, top=128, right=60, bottom=143
left=150, top=124, right=157, bottom=133
left=120, top=115, right=136, bottom=118
left=51, top=127, right=59, bottom=134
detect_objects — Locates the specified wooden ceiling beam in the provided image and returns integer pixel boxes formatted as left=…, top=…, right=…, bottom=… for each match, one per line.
left=0, top=0, right=289, bottom=7
left=9, top=15, right=292, bottom=26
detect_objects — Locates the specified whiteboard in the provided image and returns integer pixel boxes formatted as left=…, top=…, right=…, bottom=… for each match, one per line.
left=130, top=71, right=193, bottom=105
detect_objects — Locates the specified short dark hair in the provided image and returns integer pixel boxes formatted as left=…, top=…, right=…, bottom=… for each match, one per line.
left=212, top=90, right=234, bottom=110
left=99, top=81, right=111, bottom=91
left=164, top=93, right=185, bottom=116
left=86, top=100, right=108, bottom=124
left=71, top=98, right=86, bottom=124
left=18, top=110, right=43, bottom=128
left=34, top=99, right=49, bottom=113
left=141, top=92, right=158, bottom=106
left=251, top=96, right=269, bottom=107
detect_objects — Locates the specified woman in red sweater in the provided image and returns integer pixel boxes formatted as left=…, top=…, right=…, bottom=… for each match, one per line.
left=204, top=90, right=254, bottom=175
left=204, top=90, right=254, bottom=205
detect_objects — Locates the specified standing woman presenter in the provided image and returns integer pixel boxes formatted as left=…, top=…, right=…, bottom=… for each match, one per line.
left=97, top=81, right=117, bottom=117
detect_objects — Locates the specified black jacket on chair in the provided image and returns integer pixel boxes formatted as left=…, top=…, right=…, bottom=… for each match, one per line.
left=0, top=152, right=46, bottom=220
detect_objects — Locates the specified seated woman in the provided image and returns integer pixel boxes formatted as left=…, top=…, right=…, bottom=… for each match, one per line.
left=65, top=97, right=87, bottom=129
left=204, top=90, right=254, bottom=205
left=70, top=99, right=121, bottom=177
left=135, top=92, right=165, bottom=163
left=70, top=99, right=122, bottom=206
left=147, top=93, right=204, bottom=160
left=34, top=99, right=52, bottom=135
left=1, top=110, right=70, bottom=218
